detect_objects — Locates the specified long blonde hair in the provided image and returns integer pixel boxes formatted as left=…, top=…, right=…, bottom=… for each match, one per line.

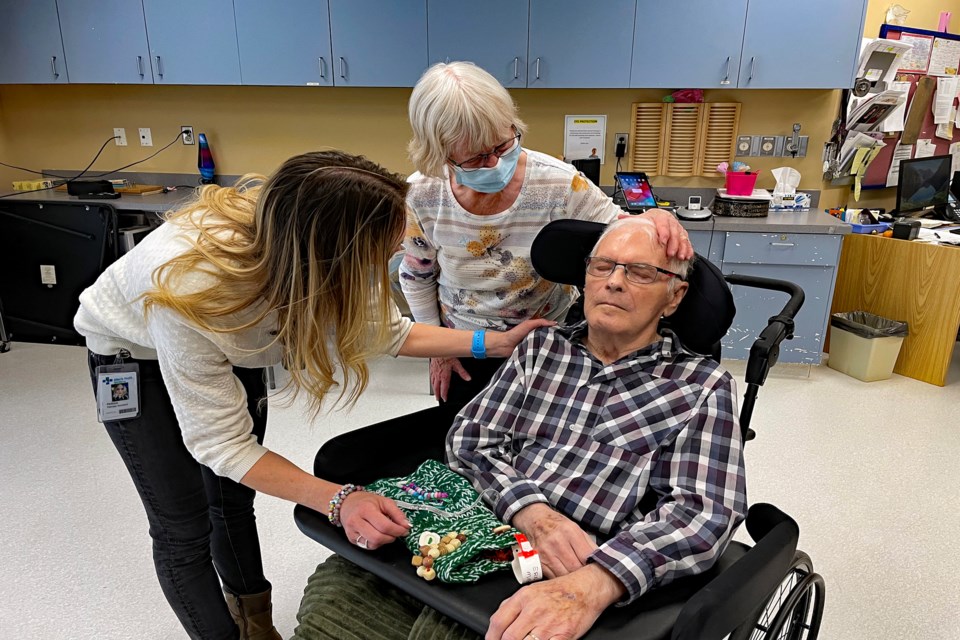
left=144, top=151, right=409, bottom=415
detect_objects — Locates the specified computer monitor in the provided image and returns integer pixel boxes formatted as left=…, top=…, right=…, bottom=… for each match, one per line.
left=570, top=158, right=601, bottom=187
left=896, top=155, right=951, bottom=216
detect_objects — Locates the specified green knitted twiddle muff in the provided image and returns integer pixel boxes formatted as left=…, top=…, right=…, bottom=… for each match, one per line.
left=366, top=459, right=519, bottom=583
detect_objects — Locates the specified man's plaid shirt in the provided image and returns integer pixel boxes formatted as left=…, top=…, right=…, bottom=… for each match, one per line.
left=446, top=323, right=747, bottom=603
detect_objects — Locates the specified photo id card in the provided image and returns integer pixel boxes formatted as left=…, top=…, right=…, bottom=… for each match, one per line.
left=95, top=363, right=141, bottom=422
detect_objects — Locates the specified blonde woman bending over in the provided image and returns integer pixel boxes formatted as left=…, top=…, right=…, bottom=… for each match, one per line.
left=75, top=151, right=548, bottom=640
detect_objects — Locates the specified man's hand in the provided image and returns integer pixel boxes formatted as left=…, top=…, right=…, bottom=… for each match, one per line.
left=430, top=357, right=471, bottom=402
left=485, top=564, right=626, bottom=640
left=639, top=208, right=694, bottom=260
left=511, top=503, right=598, bottom=578
left=339, top=491, right=410, bottom=550
left=486, top=319, right=556, bottom=358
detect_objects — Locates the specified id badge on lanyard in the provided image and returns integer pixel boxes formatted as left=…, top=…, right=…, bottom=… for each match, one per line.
left=95, top=352, right=141, bottom=422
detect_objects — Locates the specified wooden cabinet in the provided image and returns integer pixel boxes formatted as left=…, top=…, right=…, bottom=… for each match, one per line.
left=0, top=0, right=68, bottom=84
left=56, top=0, right=153, bottom=84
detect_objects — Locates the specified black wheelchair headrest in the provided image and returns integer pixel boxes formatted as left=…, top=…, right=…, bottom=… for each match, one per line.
left=530, top=219, right=735, bottom=355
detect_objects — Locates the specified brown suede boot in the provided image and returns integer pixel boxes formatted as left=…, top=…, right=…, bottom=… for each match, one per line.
left=224, top=587, right=282, bottom=640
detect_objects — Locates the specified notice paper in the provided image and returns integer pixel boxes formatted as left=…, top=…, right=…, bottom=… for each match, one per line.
left=564, top=115, right=606, bottom=164
left=881, top=80, right=912, bottom=132
left=915, top=139, right=937, bottom=158
left=886, top=143, right=913, bottom=187
left=934, top=77, right=959, bottom=124
left=929, top=37, right=960, bottom=76
left=899, top=33, right=934, bottom=72
left=937, top=107, right=956, bottom=139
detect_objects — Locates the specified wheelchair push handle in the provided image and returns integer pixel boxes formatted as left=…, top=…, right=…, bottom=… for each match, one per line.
left=722, top=273, right=805, bottom=321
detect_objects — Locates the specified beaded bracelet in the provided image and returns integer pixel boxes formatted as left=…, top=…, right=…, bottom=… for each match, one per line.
left=327, top=483, right=364, bottom=528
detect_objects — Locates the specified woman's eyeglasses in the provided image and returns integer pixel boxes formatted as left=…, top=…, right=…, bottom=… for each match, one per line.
left=449, top=128, right=521, bottom=172
left=585, top=257, right=683, bottom=285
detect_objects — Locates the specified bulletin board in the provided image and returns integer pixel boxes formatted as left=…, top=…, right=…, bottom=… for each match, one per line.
left=861, top=24, right=960, bottom=188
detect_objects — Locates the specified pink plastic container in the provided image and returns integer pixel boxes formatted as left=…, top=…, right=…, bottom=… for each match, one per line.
left=724, top=171, right=759, bottom=196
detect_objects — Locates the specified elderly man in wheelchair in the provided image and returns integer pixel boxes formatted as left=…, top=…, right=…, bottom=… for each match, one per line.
left=294, top=216, right=825, bottom=640
left=294, top=217, right=751, bottom=640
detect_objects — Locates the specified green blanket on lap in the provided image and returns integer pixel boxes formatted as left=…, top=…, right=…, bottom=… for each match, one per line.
left=366, top=459, right=519, bottom=583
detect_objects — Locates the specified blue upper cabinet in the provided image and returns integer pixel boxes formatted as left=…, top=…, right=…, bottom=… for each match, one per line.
left=528, top=0, right=635, bottom=88
left=739, top=0, right=867, bottom=89
left=631, top=0, right=747, bottom=89
left=329, top=0, right=428, bottom=87
left=56, top=0, right=152, bottom=84
left=142, top=0, right=241, bottom=85
left=235, top=0, right=332, bottom=86
left=427, top=1, right=529, bottom=88
left=0, top=0, right=68, bottom=83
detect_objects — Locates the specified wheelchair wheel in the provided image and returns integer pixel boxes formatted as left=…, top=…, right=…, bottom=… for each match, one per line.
left=729, top=551, right=826, bottom=640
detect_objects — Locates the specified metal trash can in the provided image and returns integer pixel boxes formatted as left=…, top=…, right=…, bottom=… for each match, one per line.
left=828, top=311, right=909, bottom=382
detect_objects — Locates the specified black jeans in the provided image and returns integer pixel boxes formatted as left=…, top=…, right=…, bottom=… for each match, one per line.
left=88, top=351, right=271, bottom=640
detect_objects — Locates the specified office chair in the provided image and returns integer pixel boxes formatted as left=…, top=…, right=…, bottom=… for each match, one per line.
left=295, top=220, right=825, bottom=639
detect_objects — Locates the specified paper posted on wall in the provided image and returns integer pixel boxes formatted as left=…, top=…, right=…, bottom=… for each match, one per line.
left=880, top=80, right=912, bottom=132
left=885, top=143, right=913, bottom=187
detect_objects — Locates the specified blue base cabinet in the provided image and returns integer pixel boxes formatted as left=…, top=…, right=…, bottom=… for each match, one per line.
left=720, top=232, right=842, bottom=364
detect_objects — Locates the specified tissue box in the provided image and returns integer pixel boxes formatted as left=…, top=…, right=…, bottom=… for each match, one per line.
left=769, top=192, right=811, bottom=212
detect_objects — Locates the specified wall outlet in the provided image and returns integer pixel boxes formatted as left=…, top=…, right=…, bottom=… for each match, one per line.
left=181, top=126, right=195, bottom=145
left=113, top=128, right=127, bottom=146
left=614, top=132, right=629, bottom=157
left=138, top=127, right=153, bottom=147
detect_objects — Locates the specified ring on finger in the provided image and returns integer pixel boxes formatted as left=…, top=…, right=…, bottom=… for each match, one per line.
left=355, top=533, right=369, bottom=549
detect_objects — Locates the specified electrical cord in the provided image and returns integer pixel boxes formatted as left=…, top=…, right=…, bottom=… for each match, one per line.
left=0, top=129, right=186, bottom=199
left=0, top=134, right=118, bottom=199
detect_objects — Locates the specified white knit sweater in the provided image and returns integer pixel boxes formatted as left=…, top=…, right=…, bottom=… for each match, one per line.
left=75, top=219, right=412, bottom=482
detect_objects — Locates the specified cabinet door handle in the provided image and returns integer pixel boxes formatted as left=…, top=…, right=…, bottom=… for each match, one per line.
left=770, top=242, right=795, bottom=247
left=156, top=55, right=164, bottom=78
left=535, top=57, right=541, bottom=80
left=339, top=56, right=346, bottom=79
left=748, top=56, right=756, bottom=82
left=318, top=57, right=326, bottom=79
left=50, top=56, right=59, bottom=78
left=721, top=56, right=731, bottom=85
left=513, top=56, right=519, bottom=79
left=137, top=55, right=144, bottom=77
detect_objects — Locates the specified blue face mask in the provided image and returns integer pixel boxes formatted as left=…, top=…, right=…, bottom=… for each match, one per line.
left=452, top=144, right=522, bottom=193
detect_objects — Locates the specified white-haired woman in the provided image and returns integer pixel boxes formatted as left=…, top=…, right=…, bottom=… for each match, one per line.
left=400, top=62, right=693, bottom=418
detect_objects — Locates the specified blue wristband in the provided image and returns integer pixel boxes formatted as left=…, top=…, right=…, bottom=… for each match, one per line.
left=471, top=330, right=487, bottom=359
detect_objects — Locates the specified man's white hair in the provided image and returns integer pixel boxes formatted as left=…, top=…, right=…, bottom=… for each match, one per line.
left=408, top=62, right=528, bottom=178
left=590, top=217, right=694, bottom=286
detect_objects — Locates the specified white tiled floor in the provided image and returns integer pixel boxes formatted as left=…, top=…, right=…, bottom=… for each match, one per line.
left=1, top=342, right=959, bottom=640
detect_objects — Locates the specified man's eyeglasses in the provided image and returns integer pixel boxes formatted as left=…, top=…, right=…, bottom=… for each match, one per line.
left=449, top=127, right=521, bottom=172
left=585, top=257, right=683, bottom=285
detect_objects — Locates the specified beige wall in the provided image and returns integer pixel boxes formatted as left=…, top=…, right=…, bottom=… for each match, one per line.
left=0, top=83, right=843, bottom=198
left=2, top=0, right=958, bottom=209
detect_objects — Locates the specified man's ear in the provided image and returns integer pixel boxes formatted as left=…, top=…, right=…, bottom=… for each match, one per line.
left=661, top=280, right=689, bottom=318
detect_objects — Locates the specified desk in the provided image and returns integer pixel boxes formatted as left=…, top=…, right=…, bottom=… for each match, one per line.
left=829, top=234, right=960, bottom=386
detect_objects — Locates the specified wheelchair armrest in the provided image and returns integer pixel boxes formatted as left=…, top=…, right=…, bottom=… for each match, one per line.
left=671, top=504, right=800, bottom=640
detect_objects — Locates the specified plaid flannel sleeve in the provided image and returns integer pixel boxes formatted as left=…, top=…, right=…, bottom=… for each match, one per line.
left=445, top=332, right=551, bottom=522
left=589, top=371, right=747, bottom=604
